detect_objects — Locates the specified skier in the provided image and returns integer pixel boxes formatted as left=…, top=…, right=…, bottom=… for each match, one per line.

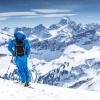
left=8, top=31, right=31, bottom=87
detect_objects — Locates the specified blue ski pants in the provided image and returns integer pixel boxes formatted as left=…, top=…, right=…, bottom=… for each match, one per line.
left=15, top=56, right=30, bottom=83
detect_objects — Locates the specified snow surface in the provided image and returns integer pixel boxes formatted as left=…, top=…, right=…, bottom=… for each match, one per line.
left=0, top=79, right=100, bottom=100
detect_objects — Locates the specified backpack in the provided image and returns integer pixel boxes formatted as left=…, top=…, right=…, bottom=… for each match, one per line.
left=14, top=38, right=26, bottom=56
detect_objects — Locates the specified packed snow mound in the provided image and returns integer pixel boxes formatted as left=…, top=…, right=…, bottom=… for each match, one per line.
left=0, top=79, right=100, bottom=100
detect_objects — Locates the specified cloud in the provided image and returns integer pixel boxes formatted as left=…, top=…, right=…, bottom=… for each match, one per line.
left=32, top=9, right=72, bottom=13
left=0, top=12, right=37, bottom=17
left=23, top=15, right=40, bottom=18
left=39, top=13, right=76, bottom=17
left=0, top=9, right=76, bottom=20
left=0, top=17, right=8, bottom=21
left=23, top=13, right=76, bottom=19
left=22, top=9, right=76, bottom=18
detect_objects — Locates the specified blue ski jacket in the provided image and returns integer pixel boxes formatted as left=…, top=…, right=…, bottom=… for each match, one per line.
left=8, top=32, right=30, bottom=57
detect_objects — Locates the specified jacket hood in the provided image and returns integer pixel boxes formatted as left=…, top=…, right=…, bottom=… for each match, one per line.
left=14, top=32, right=26, bottom=40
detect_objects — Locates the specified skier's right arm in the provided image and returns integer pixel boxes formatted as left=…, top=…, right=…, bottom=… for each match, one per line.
left=8, top=40, right=15, bottom=56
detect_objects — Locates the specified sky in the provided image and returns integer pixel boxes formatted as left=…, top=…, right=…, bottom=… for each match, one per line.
left=0, top=0, right=100, bottom=28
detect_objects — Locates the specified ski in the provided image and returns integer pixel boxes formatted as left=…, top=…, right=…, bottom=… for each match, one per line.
left=13, top=81, right=34, bottom=89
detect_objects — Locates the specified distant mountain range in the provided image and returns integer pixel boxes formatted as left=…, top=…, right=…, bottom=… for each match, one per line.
left=1, top=17, right=100, bottom=91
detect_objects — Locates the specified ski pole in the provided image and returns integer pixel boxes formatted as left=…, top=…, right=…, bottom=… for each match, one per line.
left=4, top=58, right=12, bottom=81
left=6, top=57, right=13, bottom=75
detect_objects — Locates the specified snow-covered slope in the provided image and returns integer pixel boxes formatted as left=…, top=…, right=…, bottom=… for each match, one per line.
left=0, top=79, right=100, bottom=100
left=1, top=43, right=100, bottom=92
left=1, top=16, right=100, bottom=93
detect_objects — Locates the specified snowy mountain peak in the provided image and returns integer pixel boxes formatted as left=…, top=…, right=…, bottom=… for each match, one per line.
left=34, top=24, right=47, bottom=30
left=63, top=16, right=70, bottom=20
left=58, top=16, right=70, bottom=26
left=48, top=24, right=60, bottom=30
left=32, top=24, right=51, bottom=38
